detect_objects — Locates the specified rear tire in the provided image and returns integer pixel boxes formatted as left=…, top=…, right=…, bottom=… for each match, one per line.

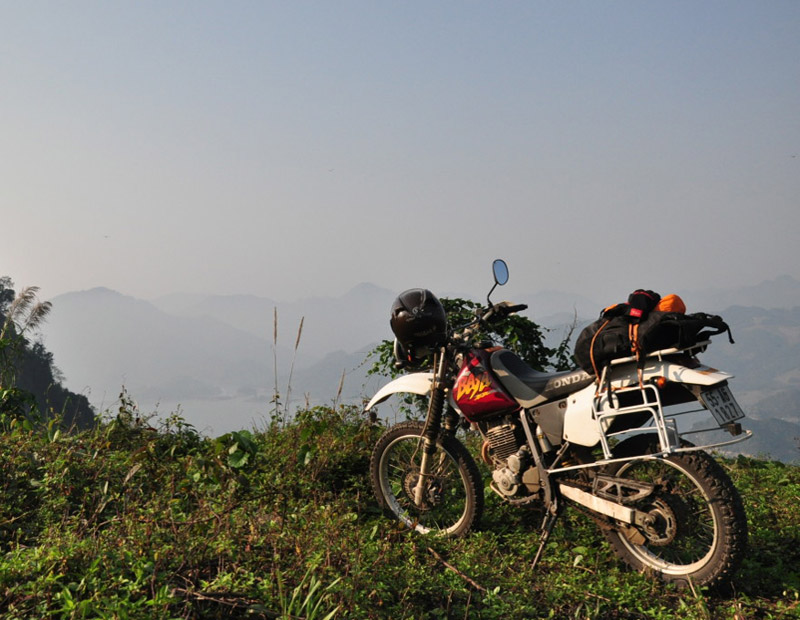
left=370, top=421, right=483, bottom=536
left=601, top=438, right=747, bottom=587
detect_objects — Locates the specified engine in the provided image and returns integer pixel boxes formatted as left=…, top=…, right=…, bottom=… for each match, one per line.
left=479, top=418, right=541, bottom=498
left=483, top=420, right=519, bottom=463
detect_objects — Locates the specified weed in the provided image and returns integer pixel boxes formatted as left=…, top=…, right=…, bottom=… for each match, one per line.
left=0, top=404, right=796, bottom=619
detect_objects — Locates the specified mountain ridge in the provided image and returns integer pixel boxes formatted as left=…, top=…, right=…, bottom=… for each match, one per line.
left=35, top=275, right=800, bottom=456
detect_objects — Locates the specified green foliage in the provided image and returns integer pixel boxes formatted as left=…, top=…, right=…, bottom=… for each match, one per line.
left=367, top=297, right=573, bottom=383
left=0, top=280, right=52, bottom=389
left=0, top=278, right=94, bottom=431
left=365, top=297, right=575, bottom=416
left=0, top=387, right=38, bottom=430
left=0, top=402, right=797, bottom=619
left=275, top=567, right=342, bottom=620
left=440, top=297, right=561, bottom=372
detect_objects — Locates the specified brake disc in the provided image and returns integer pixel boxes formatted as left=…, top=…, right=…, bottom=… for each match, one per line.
left=403, top=472, right=444, bottom=510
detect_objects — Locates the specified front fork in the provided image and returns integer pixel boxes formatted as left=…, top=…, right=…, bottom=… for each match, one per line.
left=413, top=350, right=449, bottom=507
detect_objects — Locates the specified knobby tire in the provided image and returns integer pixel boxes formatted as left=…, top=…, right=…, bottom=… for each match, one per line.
left=601, top=438, right=747, bottom=588
left=370, top=421, right=484, bottom=537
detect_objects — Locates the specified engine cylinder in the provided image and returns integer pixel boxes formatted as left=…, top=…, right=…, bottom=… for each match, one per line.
left=485, top=422, right=518, bottom=462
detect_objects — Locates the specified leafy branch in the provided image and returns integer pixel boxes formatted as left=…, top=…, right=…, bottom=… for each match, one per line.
left=366, top=296, right=574, bottom=382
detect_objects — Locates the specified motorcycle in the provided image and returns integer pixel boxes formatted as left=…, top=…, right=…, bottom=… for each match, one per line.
left=366, top=260, right=751, bottom=587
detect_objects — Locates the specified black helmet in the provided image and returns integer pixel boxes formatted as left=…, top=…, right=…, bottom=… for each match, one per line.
left=390, top=288, right=447, bottom=361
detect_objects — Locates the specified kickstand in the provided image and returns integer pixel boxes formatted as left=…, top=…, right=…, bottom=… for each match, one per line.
left=531, top=504, right=561, bottom=570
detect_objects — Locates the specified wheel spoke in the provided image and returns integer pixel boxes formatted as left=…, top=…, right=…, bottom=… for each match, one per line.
left=614, top=457, right=717, bottom=571
left=370, top=422, right=482, bottom=537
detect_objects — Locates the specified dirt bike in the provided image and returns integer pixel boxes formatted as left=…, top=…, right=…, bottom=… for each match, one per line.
left=367, top=260, right=750, bottom=587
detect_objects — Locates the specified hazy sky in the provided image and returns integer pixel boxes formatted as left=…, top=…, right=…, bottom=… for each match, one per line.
left=3, top=2, right=799, bottom=306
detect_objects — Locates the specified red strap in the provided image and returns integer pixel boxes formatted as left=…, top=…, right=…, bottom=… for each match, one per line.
left=590, top=319, right=611, bottom=379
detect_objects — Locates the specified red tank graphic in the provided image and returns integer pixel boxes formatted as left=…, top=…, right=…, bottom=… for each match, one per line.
left=452, top=349, right=519, bottom=422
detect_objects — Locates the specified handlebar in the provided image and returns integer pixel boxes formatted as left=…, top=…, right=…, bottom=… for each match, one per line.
left=484, top=301, right=528, bottom=323
left=451, top=301, right=528, bottom=343
left=501, top=303, right=529, bottom=315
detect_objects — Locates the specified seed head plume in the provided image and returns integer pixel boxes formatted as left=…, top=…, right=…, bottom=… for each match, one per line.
left=1, top=286, right=52, bottom=341
left=284, top=316, right=304, bottom=416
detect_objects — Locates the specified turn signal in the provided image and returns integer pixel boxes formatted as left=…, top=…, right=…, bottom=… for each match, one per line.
left=654, top=376, right=668, bottom=389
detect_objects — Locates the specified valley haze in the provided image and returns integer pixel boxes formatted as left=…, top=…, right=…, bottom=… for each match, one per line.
left=36, top=274, right=800, bottom=463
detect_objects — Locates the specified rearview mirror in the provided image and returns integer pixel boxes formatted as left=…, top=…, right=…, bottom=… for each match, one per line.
left=492, top=259, right=509, bottom=286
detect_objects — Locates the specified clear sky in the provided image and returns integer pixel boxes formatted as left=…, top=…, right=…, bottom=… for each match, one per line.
left=3, top=2, right=799, bottom=305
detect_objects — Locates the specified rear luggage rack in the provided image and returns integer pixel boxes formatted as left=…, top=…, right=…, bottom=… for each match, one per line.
left=593, top=382, right=677, bottom=459
left=605, top=340, right=712, bottom=367
left=545, top=343, right=752, bottom=474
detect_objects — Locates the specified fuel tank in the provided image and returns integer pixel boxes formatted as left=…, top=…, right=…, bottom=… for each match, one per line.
left=452, top=349, right=519, bottom=422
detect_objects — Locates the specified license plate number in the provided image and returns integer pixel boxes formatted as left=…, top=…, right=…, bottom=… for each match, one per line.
left=701, top=385, right=745, bottom=425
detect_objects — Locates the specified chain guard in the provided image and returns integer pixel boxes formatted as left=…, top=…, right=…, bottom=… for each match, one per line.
left=565, top=471, right=690, bottom=548
left=593, top=474, right=655, bottom=504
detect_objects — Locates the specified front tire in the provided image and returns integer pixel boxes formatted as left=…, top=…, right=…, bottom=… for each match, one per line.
left=601, top=439, right=747, bottom=587
left=370, top=421, right=483, bottom=536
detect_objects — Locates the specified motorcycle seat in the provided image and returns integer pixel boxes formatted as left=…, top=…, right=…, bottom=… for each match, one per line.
left=490, top=349, right=594, bottom=408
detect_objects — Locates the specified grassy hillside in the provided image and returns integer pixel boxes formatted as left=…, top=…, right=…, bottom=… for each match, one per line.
left=1, top=402, right=798, bottom=619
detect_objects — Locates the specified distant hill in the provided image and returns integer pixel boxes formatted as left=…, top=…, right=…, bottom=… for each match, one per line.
left=42, top=288, right=279, bottom=431
left=38, top=277, right=800, bottom=459
left=696, top=305, right=800, bottom=462
left=532, top=274, right=800, bottom=330
left=42, top=285, right=394, bottom=432
left=152, top=282, right=395, bottom=365
left=701, top=306, right=800, bottom=415
left=683, top=275, right=800, bottom=313
left=516, top=290, right=602, bottom=324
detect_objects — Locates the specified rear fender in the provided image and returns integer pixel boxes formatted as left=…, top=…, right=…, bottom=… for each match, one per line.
left=365, top=372, right=434, bottom=411
left=612, top=361, right=734, bottom=388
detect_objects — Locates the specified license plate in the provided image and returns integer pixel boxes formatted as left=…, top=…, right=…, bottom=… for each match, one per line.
left=701, top=385, right=745, bottom=426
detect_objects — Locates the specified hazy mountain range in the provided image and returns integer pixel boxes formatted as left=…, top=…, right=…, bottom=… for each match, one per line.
left=41, top=283, right=396, bottom=433
left=38, top=275, right=800, bottom=461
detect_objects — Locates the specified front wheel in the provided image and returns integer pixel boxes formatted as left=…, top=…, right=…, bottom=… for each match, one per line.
left=601, top=438, right=747, bottom=587
left=370, top=421, right=484, bottom=536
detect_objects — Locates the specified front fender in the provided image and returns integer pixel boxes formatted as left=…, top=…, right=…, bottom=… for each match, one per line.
left=365, top=372, right=434, bottom=411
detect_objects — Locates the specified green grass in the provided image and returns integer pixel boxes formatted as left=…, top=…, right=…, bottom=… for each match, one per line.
left=0, top=403, right=798, bottom=619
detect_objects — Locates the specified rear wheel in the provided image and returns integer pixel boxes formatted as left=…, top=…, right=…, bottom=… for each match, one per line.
left=370, top=421, right=483, bottom=536
left=601, top=438, right=747, bottom=587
